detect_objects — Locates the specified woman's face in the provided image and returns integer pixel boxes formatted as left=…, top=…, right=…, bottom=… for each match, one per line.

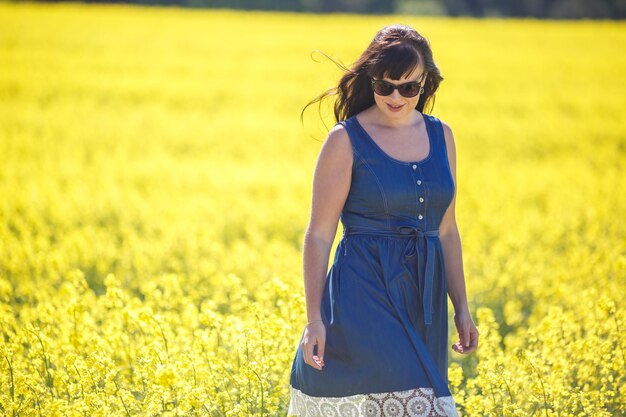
left=372, top=65, right=426, bottom=119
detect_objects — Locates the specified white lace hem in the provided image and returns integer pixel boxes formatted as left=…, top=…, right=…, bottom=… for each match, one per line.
left=287, top=384, right=459, bottom=417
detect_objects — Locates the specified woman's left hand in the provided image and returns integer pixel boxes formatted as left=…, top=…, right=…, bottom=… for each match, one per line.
left=452, top=310, right=479, bottom=354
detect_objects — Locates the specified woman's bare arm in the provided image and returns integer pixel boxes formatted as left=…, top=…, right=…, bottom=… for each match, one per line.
left=438, top=121, right=478, bottom=354
left=438, top=121, right=470, bottom=315
left=303, top=124, right=353, bottom=323
left=300, top=124, right=353, bottom=370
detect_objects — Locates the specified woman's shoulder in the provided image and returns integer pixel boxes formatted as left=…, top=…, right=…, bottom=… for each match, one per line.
left=323, top=121, right=354, bottom=160
left=328, top=121, right=349, bottom=139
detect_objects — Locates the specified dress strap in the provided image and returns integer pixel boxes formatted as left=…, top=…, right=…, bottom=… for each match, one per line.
left=423, top=113, right=447, bottom=161
left=336, top=117, right=366, bottom=159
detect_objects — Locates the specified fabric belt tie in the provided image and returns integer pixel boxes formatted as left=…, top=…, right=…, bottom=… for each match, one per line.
left=343, top=225, right=440, bottom=326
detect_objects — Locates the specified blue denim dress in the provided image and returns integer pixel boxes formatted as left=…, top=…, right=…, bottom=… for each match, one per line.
left=288, top=112, right=460, bottom=417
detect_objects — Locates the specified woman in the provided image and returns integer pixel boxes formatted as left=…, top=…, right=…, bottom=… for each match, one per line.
left=288, top=24, right=478, bottom=417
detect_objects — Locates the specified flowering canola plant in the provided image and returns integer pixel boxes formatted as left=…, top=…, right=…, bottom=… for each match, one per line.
left=0, top=3, right=624, bottom=416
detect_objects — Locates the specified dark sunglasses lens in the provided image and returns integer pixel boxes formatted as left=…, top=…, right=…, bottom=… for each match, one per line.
left=373, top=80, right=421, bottom=97
left=373, top=81, right=394, bottom=96
left=399, top=82, right=421, bottom=97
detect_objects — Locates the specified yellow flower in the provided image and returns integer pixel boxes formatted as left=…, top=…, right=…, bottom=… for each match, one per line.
left=155, top=363, right=178, bottom=388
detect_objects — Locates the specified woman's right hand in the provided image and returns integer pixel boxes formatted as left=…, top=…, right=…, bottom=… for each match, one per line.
left=301, top=321, right=326, bottom=370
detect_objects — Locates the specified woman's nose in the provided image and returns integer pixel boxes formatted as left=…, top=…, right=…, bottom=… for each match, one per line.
left=390, top=88, right=402, bottom=99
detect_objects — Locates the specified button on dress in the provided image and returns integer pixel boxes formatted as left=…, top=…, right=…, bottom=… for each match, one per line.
left=288, top=112, right=460, bottom=417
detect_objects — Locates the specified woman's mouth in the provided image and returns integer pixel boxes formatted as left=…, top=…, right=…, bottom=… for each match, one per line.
left=387, top=103, right=404, bottom=112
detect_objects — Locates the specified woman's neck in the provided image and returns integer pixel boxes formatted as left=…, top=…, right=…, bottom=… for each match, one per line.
left=367, top=106, right=420, bottom=128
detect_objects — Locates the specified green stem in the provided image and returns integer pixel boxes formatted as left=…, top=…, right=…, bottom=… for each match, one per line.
left=254, top=309, right=267, bottom=360
left=5, top=355, right=15, bottom=402
left=494, top=364, right=514, bottom=405
left=113, top=377, right=131, bottom=417
left=611, top=310, right=626, bottom=366
left=27, top=328, right=54, bottom=396
left=522, top=352, right=549, bottom=417
left=151, top=317, right=169, bottom=361
left=249, top=366, right=264, bottom=417
left=26, top=382, right=42, bottom=417
left=73, top=364, right=85, bottom=399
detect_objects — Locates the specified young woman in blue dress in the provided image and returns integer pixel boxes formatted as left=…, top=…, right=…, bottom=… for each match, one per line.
left=299, top=23, right=479, bottom=373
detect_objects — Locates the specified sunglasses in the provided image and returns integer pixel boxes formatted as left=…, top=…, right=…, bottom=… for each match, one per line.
left=371, top=77, right=425, bottom=98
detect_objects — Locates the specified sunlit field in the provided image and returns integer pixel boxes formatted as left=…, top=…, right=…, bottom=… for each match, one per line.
left=0, top=2, right=624, bottom=416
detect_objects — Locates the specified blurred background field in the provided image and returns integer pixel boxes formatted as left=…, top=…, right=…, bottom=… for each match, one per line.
left=0, top=2, right=625, bottom=416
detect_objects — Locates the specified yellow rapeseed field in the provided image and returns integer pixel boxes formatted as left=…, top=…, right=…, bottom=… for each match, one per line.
left=0, top=2, right=624, bottom=416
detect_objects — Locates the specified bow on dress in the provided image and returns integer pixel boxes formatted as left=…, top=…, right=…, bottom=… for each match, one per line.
left=397, top=225, right=440, bottom=326
left=343, top=225, right=441, bottom=326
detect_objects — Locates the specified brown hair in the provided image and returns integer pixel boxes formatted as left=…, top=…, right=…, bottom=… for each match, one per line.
left=301, top=24, right=444, bottom=125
